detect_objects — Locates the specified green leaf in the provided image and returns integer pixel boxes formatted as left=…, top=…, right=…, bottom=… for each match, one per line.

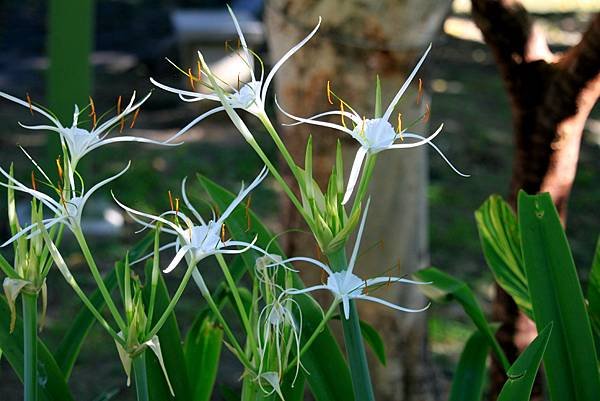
left=374, top=76, right=382, bottom=118
left=413, top=267, right=509, bottom=371
left=331, top=316, right=386, bottom=366
left=184, top=311, right=223, bottom=401
left=518, top=191, right=600, bottom=401
left=141, top=261, right=192, bottom=401
left=497, top=322, right=552, bottom=401
left=448, top=330, right=490, bottom=401
left=0, top=296, right=74, bottom=401
left=475, top=195, right=531, bottom=317
left=588, top=238, right=600, bottom=348
left=198, top=174, right=355, bottom=401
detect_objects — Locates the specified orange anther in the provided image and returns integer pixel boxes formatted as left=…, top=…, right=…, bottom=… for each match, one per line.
left=168, top=190, right=174, bottom=211
left=245, top=195, right=252, bottom=231
left=397, top=113, right=404, bottom=140
left=197, top=60, right=202, bottom=82
left=221, top=223, right=226, bottom=242
left=188, top=68, right=195, bottom=90
left=31, top=171, right=36, bottom=191
left=55, top=157, right=63, bottom=182
left=417, top=78, right=423, bottom=105
left=89, top=96, right=97, bottom=127
left=340, top=101, right=347, bottom=129
left=326, top=81, right=333, bottom=105
left=129, top=108, right=140, bottom=129
left=423, top=104, right=430, bottom=123
left=117, top=96, right=122, bottom=114
left=26, top=93, right=34, bottom=115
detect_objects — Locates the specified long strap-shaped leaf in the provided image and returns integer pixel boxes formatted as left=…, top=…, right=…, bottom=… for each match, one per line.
left=448, top=330, right=491, bottom=401
left=587, top=238, right=600, bottom=357
left=518, top=191, right=600, bottom=401
left=198, top=174, right=355, bottom=401
left=497, top=322, right=552, bottom=401
left=0, top=296, right=74, bottom=401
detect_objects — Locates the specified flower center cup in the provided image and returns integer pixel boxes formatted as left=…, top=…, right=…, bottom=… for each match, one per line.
left=64, top=196, right=84, bottom=219
left=327, top=271, right=364, bottom=298
left=228, top=82, right=262, bottom=113
left=64, top=127, right=99, bottom=159
left=350, top=118, right=397, bottom=152
left=180, top=222, right=224, bottom=260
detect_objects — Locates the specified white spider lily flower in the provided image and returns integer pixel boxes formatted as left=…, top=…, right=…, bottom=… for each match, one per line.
left=0, top=162, right=130, bottom=247
left=0, top=91, right=178, bottom=170
left=271, top=198, right=430, bottom=319
left=152, top=6, right=321, bottom=143
left=113, top=167, right=269, bottom=273
left=276, top=44, right=469, bottom=204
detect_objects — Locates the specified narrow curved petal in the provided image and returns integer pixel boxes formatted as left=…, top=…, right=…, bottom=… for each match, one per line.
left=0, top=91, right=64, bottom=128
left=354, top=294, right=430, bottom=313
left=131, top=242, right=177, bottom=265
left=81, top=162, right=131, bottom=215
left=282, top=110, right=362, bottom=127
left=0, top=168, right=61, bottom=215
left=150, top=77, right=220, bottom=102
left=382, top=44, right=432, bottom=122
left=165, top=106, right=226, bottom=143
left=398, top=132, right=470, bottom=177
left=17, top=123, right=62, bottom=133
left=390, top=123, right=444, bottom=150
left=1, top=218, right=58, bottom=247
left=341, top=146, right=368, bottom=205
left=285, top=284, right=330, bottom=296
left=346, top=197, right=371, bottom=277
left=181, top=177, right=206, bottom=225
left=275, top=96, right=354, bottom=136
left=94, top=92, right=152, bottom=136
left=261, top=17, right=321, bottom=102
left=226, top=5, right=256, bottom=83
left=365, top=276, right=430, bottom=287
left=112, top=193, right=184, bottom=236
left=163, top=245, right=192, bottom=273
left=25, top=217, right=68, bottom=240
left=266, top=256, right=334, bottom=276
left=217, top=166, right=268, bottom=225
left=223, top=240, right=273, bottom=259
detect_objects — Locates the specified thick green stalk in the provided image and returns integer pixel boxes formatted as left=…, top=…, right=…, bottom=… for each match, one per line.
left=22, top=293, right=38, bottom=401
left=327, top=249, right=375, bottom=401
left=133, top=352, right=150, bottom=401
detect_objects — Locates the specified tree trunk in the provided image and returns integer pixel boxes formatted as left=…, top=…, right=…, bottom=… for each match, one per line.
left=265, top=1, right=450, bottom=400
left=470, top=1, right=600, bottom=398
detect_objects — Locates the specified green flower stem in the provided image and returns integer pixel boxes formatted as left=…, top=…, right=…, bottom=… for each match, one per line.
left=258, top=113, right=303, bottom=184
left=326, top=249, right=375, bottom=401
left=284, top=301, right=338, bottom=375
left=147, top=259, right=196, bottom=338
left=215, top=254, right=259, bottom=359
left=73, top=228, right=127, bottom=332
left=350, top=154, right=377, bottom=216
left=22, top=292, right=38, bottom=401
left=192, top=269, right=255, bottom=372
left=132, top=352, right=150, bottom=401
left=145, top=228, right=162, bottom=333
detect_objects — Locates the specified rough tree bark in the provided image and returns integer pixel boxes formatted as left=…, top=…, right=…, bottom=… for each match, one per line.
left=470, top=1, right=600, bottom=398
left=265, top=1, right=451, bottom=400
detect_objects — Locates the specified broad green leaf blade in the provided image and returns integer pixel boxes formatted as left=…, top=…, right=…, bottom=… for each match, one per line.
left=497, top=323, right=552, bottom=401
left=198, top=174, right=355, bottom=401
left=413, top=267, right=509, bottom=371
left=332, top=316, right=386, bottom=365
left=281, top=371, right=305, bottom=401
left=448, top=330, right=490, bottom=401
left=0, top=296, right=74, bottom=401
left=475, top=195, right=531, bottom=317
left=518, top=191, right=600, bottom=401
left=588, top=238, right=600, bottom=346
left=184, top=312, right=223, bottom=401
left=141, top=261, right=192, bottom=401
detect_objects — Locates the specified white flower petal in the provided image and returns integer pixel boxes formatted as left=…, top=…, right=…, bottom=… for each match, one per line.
left=341, top=146, right=368, bottom=205
left=353, top=294, right=430, bottom=313
left=275, top=96, right=354, bottom=136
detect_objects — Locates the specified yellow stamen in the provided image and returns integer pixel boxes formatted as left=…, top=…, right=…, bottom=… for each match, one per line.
left=221, top=224, right=226, bottom=242
left=129, top=108, right=140, bottom=129
left=397, top=113, right=404, bottom=140
left=31, top=171, right=36, bottom=191
left=245, top=195, right=252, bottom=231
left=175, top=197, right=180, bottom=215
left=117, top=96, right=125, bottom=133
left=26, top=93, right=34, bottom=115
left=55, top=157, right=63, bottom=182
left=188, top=68, right=195, bottom=90
left=423, top=104, right=431, bottom=123
left=168, top=190, right=174, bottom=211
left=197, top=60, right=202, bottom=82
left=417, top=78, right=423, bottom=105
left=340, top=101, right=347, bottom=129
left=326, top=81, right=333, bottom=105
left=117, top=95, right=122, bottom=114
left=89, top=96, right=97, bottom=127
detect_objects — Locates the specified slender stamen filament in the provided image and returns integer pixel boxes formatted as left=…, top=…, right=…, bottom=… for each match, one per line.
left=89, top=96, right=97, bottom=127
left=26, top=93, right=34, bottom=115
left=188, top=68, right=195, bottom=90
left=423, top=104, right=430, bottom=123
left=129, top=108, right=140, bottom=129
left=326, top=81, right=333, bottom=105
left=340, top=101, right=347, bottom=129
left=397, top=113, right=404, bottom=140
left=31, top=171, right=37, bottom=191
